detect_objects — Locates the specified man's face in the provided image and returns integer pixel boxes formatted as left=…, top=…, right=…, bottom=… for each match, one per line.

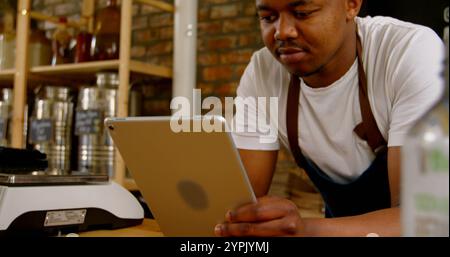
left=256, top=0, right=351, bottom=77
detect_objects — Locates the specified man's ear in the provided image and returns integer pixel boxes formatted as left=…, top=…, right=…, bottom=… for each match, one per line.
left=345, top=0, right=363, bottom=20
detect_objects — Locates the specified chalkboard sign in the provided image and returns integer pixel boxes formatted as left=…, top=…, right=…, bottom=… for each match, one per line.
left=29, top=119, right=53, bottom=144
left=0, top=118, right=6, bottom=140
left=75, top=110, right=103, bottom=135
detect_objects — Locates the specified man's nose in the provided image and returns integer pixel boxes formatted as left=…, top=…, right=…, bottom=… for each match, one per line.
left=274, top=14, right=298, bottom=41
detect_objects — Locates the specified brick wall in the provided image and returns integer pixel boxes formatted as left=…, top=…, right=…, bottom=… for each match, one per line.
left=196, top=0, right=263, bottom=98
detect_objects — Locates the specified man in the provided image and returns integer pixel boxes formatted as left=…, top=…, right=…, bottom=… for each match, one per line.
left=214, top=0, right=444, bottom=236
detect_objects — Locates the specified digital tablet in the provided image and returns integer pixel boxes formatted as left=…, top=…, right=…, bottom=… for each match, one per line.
left=105, top=116, right=256, bottom=236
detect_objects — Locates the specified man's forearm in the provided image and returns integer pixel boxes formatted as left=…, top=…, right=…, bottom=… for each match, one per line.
left=299, top=207, right=400, bottom=237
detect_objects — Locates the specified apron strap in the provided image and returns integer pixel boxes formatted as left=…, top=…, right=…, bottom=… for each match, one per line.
left=354, top=34, right=387, bottom=153
left=287, top=74, right=303, bottom=167
left=287, top=31, right=387, bottom=168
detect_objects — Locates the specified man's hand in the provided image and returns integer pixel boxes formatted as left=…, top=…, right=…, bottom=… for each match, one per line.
left=214, top=196, right=304, bottom=237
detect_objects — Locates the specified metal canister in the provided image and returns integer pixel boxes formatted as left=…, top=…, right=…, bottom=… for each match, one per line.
left=0, top=88, right=13, bottom=147
left=0, top=101, right=9, bottom=147
left=30, top=86, right=73, bottom=174
left=1, top=88, right=13, bottom=104
left=76, top=72, right=118, bottom=176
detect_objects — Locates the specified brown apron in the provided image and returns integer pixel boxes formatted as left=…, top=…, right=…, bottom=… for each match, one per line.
left=286, top=33, right=391, bottom=217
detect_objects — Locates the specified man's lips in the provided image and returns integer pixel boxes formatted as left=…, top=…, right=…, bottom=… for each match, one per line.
left=277, top=47, right=307, bottom=64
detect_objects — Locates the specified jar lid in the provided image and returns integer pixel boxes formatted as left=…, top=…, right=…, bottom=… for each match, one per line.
left=96, top=72, right=119, bottom=88
left=42, top=86, right=71, bottom=101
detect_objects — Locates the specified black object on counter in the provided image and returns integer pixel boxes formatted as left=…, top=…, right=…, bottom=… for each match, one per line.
left=0, top=147, right=48, bottom=173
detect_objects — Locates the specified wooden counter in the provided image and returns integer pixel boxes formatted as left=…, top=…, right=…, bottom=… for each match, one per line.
left=79, top=219, right=163, bottom=237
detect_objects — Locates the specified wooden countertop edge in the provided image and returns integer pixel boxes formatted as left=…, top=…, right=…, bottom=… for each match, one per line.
left=79, top=219, right=164, bottom=237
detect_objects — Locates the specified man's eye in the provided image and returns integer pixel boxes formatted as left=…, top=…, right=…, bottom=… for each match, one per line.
left=293, top=11, right=311, bottom=19
left=259, top=15, right=277, bottom=23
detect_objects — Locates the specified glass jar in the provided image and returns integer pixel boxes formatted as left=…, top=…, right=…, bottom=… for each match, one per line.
left=75, top=26, right=93, bottom=63
left=0, top=0, right=15, bottom=33
left=0, top=0, right=16, bottom=70
left=0, top=32, right=15, bottom=70
left=91, top=0, right=121, bottom=61
left=29, top=20, right=52, bottom=67
left=51, top=17, right=73, bottom=65
left=0, top=88, right=12, bottom=147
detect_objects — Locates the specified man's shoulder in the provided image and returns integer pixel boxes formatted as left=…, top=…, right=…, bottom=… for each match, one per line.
left=357, top=15, right=443, bottom=80
left=357, top=16, right=440, bottom=46
left=357, top=15, right=435, bottom=33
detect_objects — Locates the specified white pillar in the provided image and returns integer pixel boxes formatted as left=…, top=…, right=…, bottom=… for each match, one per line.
left=173, top=0, right=198, bottom=115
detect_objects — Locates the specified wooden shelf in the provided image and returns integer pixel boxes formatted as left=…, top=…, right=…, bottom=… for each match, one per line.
left=130, top=60, right=172, bottom=78
left=30, top=60, right=119, bottom=75
left=135, top=0, right=174, bottom=12
left=30, top=60, right=172, bottom=79
left=0, top=61, right=172, bottom=85
left=29, top=11, right=87, bottom=28
left=0, top=69, right=15, bottom=83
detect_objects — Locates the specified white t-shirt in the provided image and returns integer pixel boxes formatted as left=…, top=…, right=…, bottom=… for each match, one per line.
left=232, top=16, right=445, bottom=183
